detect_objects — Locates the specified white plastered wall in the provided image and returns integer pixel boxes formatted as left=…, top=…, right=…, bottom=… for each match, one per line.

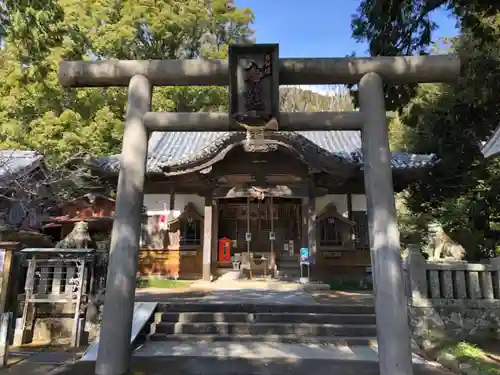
left=143, top=194, right=204, bottom=218
left=143, top=193, right=367, bottom=218
left=351, top=194, right=367, bottom=212
left=315, top=194, right=367, bottom=216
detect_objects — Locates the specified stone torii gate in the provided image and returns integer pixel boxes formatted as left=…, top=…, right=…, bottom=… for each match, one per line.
left=59, top=47, right=460, bottom=375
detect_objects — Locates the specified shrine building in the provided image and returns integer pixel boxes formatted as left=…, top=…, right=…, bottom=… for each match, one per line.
left=91, top=129, right=433, bottom=282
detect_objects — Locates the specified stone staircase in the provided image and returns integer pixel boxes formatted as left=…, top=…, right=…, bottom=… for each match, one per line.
left=124, top=299, right=449, bottom=375
left=146, top=302, right=377, bottom=345
left=277, top=255, right=301, bottom=280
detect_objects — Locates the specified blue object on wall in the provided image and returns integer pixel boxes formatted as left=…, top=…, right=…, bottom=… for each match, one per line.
left=300, top=248, right=309, bottom=262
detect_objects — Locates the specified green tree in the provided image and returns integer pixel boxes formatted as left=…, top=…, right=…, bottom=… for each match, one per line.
left=351, top=1, right=500, bottom=259
left=279, top=86, right=355, bottom=112
left=351, top=0, right=500, bottom=110
left=0, top=0, right=254, bottom=166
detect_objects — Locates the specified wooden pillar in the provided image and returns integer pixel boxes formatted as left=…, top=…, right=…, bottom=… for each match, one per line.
left=307, top=193, right=317, bottom=260
left=269, top=197, right=275, bottom=257
left=0, top=242, right=20, bottom=313
left=169, top=190, right=175, bottom=210
left=211, top=199, right=219, bottom=274
left=346, top=193, right=353, bottom=220
left=301, top=199, right=309, bottom=249
left=202, top=196, right=213, bottom=281
left=347, top=193, right=354, bottom=242
left=246, top=197, right=251, bottom=254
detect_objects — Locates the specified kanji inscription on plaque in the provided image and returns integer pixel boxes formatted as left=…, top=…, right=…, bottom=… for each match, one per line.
left=229, top=44, right=279, bottom=127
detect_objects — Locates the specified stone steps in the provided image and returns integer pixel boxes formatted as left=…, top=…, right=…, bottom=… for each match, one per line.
left=148, top=302, right=377, bottom=345
left=277, top=267, right=301, bottom=277
left=156, top=303, right=375, bottom=314
left=149, top=333, right=378, bottom=346
left=277, top=256, right=301, bottom=280
left=154, top=322, right=377, bottom=336
left=279, top=255, right=299, bottom=262
left=159, top=312, right=376, bottom=324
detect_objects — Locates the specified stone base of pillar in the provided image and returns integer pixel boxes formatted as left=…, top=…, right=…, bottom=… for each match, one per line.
left=202, top=263, right=211, bottom=281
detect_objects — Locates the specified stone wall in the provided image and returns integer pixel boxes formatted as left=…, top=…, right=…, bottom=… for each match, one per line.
left=19, top=302, right=99, bottom=346
left=404, top=246, right=500, bottom=349
left=13, top=248, right=106, bottom=348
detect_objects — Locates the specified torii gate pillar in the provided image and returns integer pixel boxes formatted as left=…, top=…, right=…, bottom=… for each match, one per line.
left=360, top=72, right=413, bottom=375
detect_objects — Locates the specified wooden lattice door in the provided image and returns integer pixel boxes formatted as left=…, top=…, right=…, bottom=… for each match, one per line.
left=218, top=198, right=301, bottom=258
left=248, top=199, right=272, bottom=254
left=273, top=199, right=300, bottom=258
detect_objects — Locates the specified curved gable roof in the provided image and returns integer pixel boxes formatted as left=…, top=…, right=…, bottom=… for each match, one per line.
left=0, top=150, right=44, bottom=185
left=92, top=130, right=435, bottom=174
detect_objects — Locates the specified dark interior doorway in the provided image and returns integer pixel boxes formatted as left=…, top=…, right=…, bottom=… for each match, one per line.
left=218, top=197, right=302, bottom=259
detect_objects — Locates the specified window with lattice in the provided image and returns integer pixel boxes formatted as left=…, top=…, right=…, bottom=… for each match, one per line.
left=319, top=217, right=342, bottom=246
left=352, top=211, right=369, bottom=249
left=180, top=219, right=201, bottom=245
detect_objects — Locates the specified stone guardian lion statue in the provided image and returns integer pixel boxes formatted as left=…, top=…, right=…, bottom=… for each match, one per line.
left=427, top=222, right=466, bottom=261
left=55, top=221, right=95, bottom=249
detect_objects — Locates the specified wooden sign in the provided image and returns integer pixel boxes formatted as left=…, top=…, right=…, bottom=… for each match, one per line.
left=229, top=44, right=279, bottom=127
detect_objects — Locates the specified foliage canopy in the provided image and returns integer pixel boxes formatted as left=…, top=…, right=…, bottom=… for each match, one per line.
left=0, top=0, right=254, bottom=166
left=352, top=0, right=500, bottom=258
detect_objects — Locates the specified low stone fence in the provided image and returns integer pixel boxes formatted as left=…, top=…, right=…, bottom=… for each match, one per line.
left=404, top=246, right=500, bottom=349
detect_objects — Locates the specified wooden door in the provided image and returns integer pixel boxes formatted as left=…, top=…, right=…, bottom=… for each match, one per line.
left=218, top=198, right=301, bottom=258
left=249, top=199, right=272, bottom=254
left=273, top=200, right=300, bottom=258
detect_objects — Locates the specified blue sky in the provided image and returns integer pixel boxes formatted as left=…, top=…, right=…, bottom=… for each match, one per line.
left=235, top=0, right=459, bottom=58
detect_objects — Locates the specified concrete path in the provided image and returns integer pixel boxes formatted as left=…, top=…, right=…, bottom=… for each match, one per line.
left=5, top=344, right=453, bottom=375
left=191, top=278, right=329, bottom=292
left=200, top=289, right=317, bottom=305
left=0, top=350, right=79, bottom=375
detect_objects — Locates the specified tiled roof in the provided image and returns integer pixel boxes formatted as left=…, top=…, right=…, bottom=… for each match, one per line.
left=93, top=131, right=435, bottom=173
left=0, top=150, right=43, bottom=182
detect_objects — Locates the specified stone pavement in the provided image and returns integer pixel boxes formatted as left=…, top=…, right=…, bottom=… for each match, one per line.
left=192, top=277, right=330, bottom=291
left=199, top=288, right=317, bottom=305
left=134, top=340, right=424, bottom=363
left=135, top=283, right=374, bottom=306
left=139, top=277, right=328, bottom=305
left=3, top=343, right=453, bottom=375
left=47, top=356, right=454, bottom=375
left=135, top=287, right=210, bottom=303
left=0, top=350, right=79, bottom=375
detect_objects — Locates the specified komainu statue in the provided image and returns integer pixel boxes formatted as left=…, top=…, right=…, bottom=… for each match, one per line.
left=56, top=221, right=95, bottom=249
left=427, top=223, right=466, bottom=261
